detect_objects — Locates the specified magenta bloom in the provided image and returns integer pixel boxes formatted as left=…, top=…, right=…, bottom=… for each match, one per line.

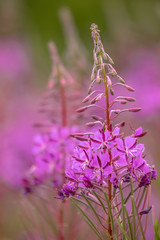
left=25, top=126, right=78, bottom=189
left=61, top=126, right=156, bottom=197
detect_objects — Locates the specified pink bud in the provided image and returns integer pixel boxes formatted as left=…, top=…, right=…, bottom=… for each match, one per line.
left=96, top=76, right=101, bottom=84
left=76, top=106, right=88, bottom=113
left=107, top=76, right=112, bottom=86
left=115, top=121, right=125, bottom=127
left=86, top=121, right=102, bottom=127
left=129, top=108, right=141, bottom=112
left=86, top=122, right=97, bottom=127
left=124, top=85, right=135, bottom=92
left=75, top=136, right=88, bottom=141
left=124, top=97, right=136, bottom=102
left=112, top=109, right=121, bottom=114
left=90, top=93, right=103, bottom=104
left=110, top=88, right=114, bottom=95
left=107, top=54, right=114, bottom=65
left=118, top=76, right=125, bottom=84
left=92, top=115, right=103, bottom=121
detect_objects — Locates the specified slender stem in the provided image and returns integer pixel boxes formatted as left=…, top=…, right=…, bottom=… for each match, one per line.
left=60, top=84, right=67, bottom=127
left=58, top=201, right=64, bottom=240
left=58, top=67, right=67, bottom=240
left=102, top=67, right=113, bottom=239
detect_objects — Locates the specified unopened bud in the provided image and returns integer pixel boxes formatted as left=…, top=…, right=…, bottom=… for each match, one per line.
left=107, top=76, right=112, bottom=86
left=107, top=54, right=114, bottom=65
left=118, top=75, right=125, bottom=84
left=96, top=75, right=101, bottom=84
left=124, top=97, right=136, bottom=102
left=82, top=91, right=96, bottom=103
left=108, top=64, right=117, bottom=76
left=88, top=80, right=95, bottom=94
left=92, top=115, right=103, bottom=121
left=86, top=121, right=102, bottom=127
left=75, top=136, right=88, bottom=141
left=86, top=122, right=97, bottom=127
left=91, top=74, right=95, bottom=82
left=115, top=121, right=125, bottom=127
left=76, top=106, right=88, bottom=113
left=90, top=93, right=103, bottom=104
left=125, top=85, right=135, bottom=92
left=129, top=108, right=141, bottom=112
left=112, top=109, right=121, bottom=114
left=110, top=88, right=114, bottom=95
left=120, top=100, right=127, bottom=104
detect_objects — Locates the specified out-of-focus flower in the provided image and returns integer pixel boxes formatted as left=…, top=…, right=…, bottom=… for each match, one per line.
left=124, top=49, right=160, bottom=117
left=26, top=126, right=77, bottom=187
left=0, top=40, right=31, bottom=80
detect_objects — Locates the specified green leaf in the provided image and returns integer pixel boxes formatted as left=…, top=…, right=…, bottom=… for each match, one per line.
left=72, top=197, right=89, bottom=208
left=71, top=199, right=103, bottom=240
left=115, top=217, right=130, bottom=240
left=132, top=197, right=146, bottom=240
left=137, top=187, right=146, bottom=210
left=154, top=219, right=160, bottom=240
left=130, top=178, right=136, bottom=239
left=92, top=190, right=107, bottom=213
left=119, top=183, right=126, bottom=240
left=104, top=192, right=114, bottom=234
left=124, top=205, right=133, bottom=240
left=81, top=193, right=102, bottom=225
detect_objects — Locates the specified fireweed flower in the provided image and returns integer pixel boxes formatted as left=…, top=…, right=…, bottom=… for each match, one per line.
left=23, top=42, right=78, bottom=192
left=61, top=24, right=157, bottom=239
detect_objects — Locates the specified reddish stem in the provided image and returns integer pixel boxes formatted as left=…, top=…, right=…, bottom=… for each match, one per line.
left=58, top=201, right=64, bottom=240
left=102, top=68, right=113, bottom=239
left=60, top=84, right=67, bottom=127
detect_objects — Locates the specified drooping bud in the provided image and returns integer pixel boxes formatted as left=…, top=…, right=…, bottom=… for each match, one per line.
left=117, top=75, right=125, bottom=84
left=82, top=91, right=96, bottom=103
left=107, top=54, right=114, bottom=65
left=106, top=76, right=112, bottom=87
left=76, top=104, right=97, bottom=112
left=76, top=106, right=89, bottom=113
left=108, top=64, right=117, bottom=76
left=86, top=121, right=102, bottom=127
left=110, top=88, right=114, bottom=96
left=91, top=115, right=103, bottom=121
left=124, top=84, right=135, bottom=92
left=129, top=108, right=141, bottom=112
left=90, top=93, right=104, bottom=104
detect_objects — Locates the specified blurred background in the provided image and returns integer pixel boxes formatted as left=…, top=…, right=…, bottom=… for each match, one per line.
left=0, top=0, right=160, bottom=239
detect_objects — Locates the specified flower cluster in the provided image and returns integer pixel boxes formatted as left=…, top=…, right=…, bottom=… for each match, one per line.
left=60, top=126, right=156, bottom=198
left=22, top=42, right=79, bottom=193
left=23, top=126, right=77, bottom=192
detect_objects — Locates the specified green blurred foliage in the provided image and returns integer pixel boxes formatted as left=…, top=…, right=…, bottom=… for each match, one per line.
left=20, top=0, right=160, bottom=77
